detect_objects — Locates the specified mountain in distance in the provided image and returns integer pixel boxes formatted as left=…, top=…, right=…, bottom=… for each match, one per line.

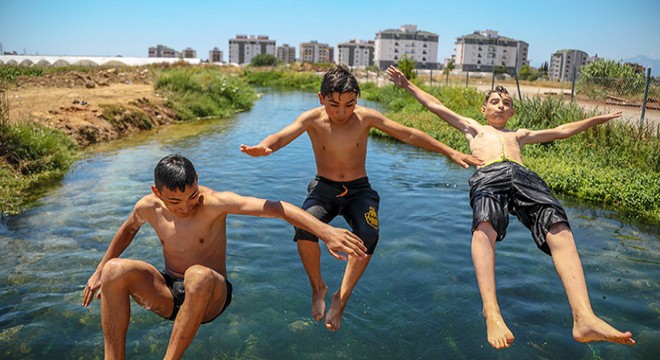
left=622, top=55, right=660, bottom=76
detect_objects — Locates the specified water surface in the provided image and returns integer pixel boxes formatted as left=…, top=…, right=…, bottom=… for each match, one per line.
left=0, top=91, right=658, bottom=359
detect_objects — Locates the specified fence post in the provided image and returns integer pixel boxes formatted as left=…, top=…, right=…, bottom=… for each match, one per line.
left=513, top=68, right=522, bottom=100
left=570, top=66, right=576, bottom=102
left=491, top=69, right=495, bottom=90
left=430, top=69, right=433, bottom=86
left=641, top=68, right=652, bottom=125
left=466, top=71, right=469, bottom=88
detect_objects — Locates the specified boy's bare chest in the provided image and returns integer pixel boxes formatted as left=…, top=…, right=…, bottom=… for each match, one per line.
left=152, top=215, right=226, bottom=252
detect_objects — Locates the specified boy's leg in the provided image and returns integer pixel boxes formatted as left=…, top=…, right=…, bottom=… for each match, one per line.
left=471, top=221, right=514, bottom=349
left=325, top=254, right=372, bottom=331
left=545, top=223, right=635, bottom=345
left=164, top=265, right=229, bottom=360
left=100, top=259, right=174, bottom=360
left=297, top=239, right=328, bottom=321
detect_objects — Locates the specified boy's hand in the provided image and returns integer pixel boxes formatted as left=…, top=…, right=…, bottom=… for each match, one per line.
left=82, top=271, right=102, bottom=307
left=450, top=151, right=483, bottom=169
left=597, top=111, right=623, bottom=124
left=321, top=227, right=368, bottom=261
left=240, top=144, right=273, bottom=157
left=386, top=65, right=408, bottom=87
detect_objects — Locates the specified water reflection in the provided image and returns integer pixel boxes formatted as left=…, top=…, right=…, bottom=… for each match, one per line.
left=0, top=91, right=658, bottom=359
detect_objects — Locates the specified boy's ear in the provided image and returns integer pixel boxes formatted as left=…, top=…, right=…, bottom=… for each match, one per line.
left=151, top=185, right=161, bottom=198
left=480, top=105, right=486, bottom=115
left=318, top=92, right=325, bottom=105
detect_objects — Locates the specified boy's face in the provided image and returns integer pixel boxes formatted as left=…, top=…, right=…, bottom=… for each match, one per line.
left=481, top=92, right=515, bottom=126
left=318, top=91, right=357, bottom=125
left=152, top=179, right=201, bottom=218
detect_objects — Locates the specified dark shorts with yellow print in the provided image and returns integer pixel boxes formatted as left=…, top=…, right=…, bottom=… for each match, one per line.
left=294, top=176, right=380, bottom=254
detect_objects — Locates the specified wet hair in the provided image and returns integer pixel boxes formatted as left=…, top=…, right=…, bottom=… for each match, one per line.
left=320, top=65, right=361, bottom=98
left=154, top=154, right=197, bottom=192
left=483, top=85, right=512, bottom=106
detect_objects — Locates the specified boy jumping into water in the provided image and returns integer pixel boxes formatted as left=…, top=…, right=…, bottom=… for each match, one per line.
left=240, top=65, right=482, bottom=331
left=387, top=65, right=635, bottom=349
left=82, top=154, right=367, bottom=359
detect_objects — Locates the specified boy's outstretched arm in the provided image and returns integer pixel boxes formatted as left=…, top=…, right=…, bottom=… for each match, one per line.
left=386, top=65, right=479, bottom=135
left=217, top=192, right=368, bottom=260
left=367, top=109, right=482, bottom=168
left=241, top=114, right=309, bottom=156
left=519, top=111, right=622, bottom=145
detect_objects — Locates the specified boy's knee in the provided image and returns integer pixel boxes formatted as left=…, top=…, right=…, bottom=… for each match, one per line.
left=474, top=221, right=496, bottom=236
left=183, top=265, right=217, bottom=295
left=100, top=258, right=131, bottom=285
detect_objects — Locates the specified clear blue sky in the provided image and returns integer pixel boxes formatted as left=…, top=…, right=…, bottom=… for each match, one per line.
left=1, top=0, right=658, bottom=67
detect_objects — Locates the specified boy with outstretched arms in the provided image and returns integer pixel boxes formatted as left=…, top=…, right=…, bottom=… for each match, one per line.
left=241, top=66, right=482, bottom=331
left=82, top=154, right=367, bottom=359
left=387, top=65, right=635, bottom=349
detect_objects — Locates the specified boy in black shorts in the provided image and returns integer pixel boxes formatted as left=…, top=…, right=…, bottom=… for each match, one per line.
left=388, top=65, right=635, bottom=349
left=241, top=65, right=481, bottom=330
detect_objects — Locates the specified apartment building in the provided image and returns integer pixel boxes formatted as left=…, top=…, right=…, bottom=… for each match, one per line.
left=299, top=41, right=334, bottom=64
left=209, top=47, right=223, bottom=63
left=454, top=30, right=528, bottom=74
left=182, top=47, right=197, bottom=59
left=276, top=44, right=296, bottom=64
left=228, top=34, right=276, bottom=65
left=337, top=40, right=374, bottom=68
left=374, top=24, right=438, bottom=70
left=148, top=44, right=176, bottom=58
left=549, top=49, right=589, bottom=82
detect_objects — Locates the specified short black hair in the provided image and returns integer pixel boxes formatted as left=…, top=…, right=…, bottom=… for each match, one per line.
left=483, top=85, right=511, bottom=106
left=154, top=154, right=197, bottom=192
left=320, top=65, right=361, bottom=98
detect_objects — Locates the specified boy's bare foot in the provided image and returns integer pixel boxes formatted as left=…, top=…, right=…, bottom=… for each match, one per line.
left=325, top=291, right=346, bottom=331
left=573, top=315, right=635, bottom=345
left=311, top=283, right=328, bottom=321
left=485, top=313, right=515, bottom=349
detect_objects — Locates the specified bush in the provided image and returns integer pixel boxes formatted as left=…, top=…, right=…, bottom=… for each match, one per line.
left=155, top=67, right=257, bottom=120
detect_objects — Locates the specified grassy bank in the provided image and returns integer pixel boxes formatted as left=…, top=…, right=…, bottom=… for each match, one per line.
left=0, top=89, right=79, bottom=216
left=154, top=66, right=257, bottom=120
left=0, top=65, right=259, bottom=216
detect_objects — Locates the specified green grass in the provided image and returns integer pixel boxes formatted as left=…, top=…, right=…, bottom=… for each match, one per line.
left=0, top=89, right=79, bottom=215
left=154, top=66, right=257, bottom=120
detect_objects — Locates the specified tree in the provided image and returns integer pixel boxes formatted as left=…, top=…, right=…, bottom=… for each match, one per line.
left=250, top=54, right=279, bottom=67
left=397, top=54, right=416, bottom=80
left=443, top=60, right=455, bottom=75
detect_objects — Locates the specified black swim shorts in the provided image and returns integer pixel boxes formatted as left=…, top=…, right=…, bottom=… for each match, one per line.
left=160, top=271, right=233, bottom=323
left=294, top=176, right=380, bottom=254
left=468, top=161, right=571, bottom=255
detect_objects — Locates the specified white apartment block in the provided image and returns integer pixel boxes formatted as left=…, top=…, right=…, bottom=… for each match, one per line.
left=228, top=35, right=276, bottom=65
left=299, top=41, right=334, bottom=64
left=209, top=47, right=223, bottom=63
left=337, top=40, right=375, bottom=68
left=374, top=24, right=438, bottom=70
left=454, top=30, right=528, bottom=74
left=276, top=44, right=296, bottom=64
left=549, top=49, right=589, bottom=82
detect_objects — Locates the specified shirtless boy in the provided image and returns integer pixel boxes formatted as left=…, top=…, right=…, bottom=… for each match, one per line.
left=241, top=65, right=481, bottom=331
left=387, top=65, right=635, bottom=349
left=81, top=154, right=367, bottom=360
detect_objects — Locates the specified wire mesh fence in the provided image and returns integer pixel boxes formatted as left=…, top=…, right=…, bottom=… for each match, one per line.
left=357, top=67, right=659, bottom=130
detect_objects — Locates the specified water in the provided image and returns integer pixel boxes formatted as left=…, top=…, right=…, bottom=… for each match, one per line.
left=1, top=91, right=658, bottom=359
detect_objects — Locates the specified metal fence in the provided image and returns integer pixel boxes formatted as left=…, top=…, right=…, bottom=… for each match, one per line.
left=357, top=68, right=659, bottom=129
